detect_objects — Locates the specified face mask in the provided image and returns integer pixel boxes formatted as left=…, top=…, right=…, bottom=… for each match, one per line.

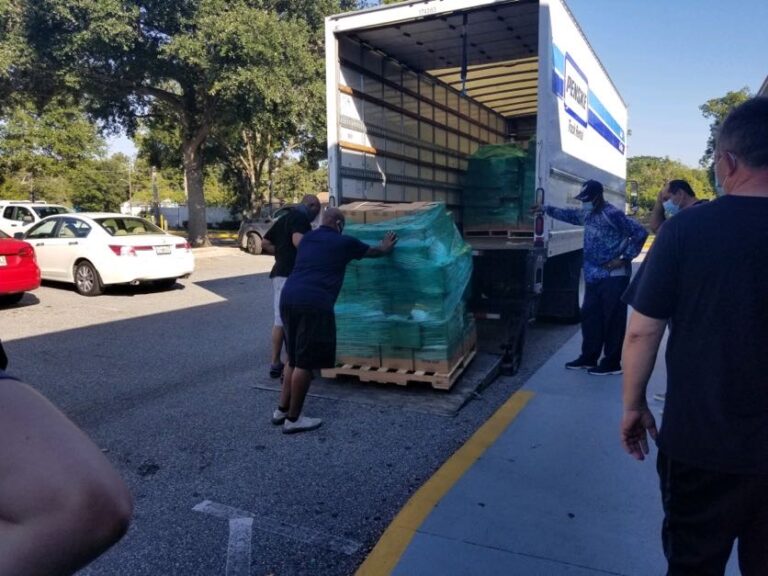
left=714, top=152, right=730, bottom=197
left=714, top=176, right=726, bottom=197
left=663, top=198, right=680, bottom=217
left=582, top=201, right=593, bottom=212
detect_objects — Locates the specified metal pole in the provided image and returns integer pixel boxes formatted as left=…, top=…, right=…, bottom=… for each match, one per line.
left=127, top=162, right=133, bottom=207
left=151, top=166, right=160, bottom=225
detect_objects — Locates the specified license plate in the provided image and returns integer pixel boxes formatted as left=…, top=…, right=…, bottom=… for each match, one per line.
left=0, top=255, right=6, bottom=266
left=155, top=245, right=171, bottom=255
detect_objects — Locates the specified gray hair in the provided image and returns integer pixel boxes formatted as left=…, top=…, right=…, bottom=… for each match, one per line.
left=718, top=97, right=768, bottom=169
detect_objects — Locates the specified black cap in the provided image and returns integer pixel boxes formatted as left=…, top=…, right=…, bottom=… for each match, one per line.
left=575, top=179, right=603, bottom=202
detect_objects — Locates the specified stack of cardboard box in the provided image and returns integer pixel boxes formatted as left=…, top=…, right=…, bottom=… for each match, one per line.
left=334, top=201, right=475, bottom=374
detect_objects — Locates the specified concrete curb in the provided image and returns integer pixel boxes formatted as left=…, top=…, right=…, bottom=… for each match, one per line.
left=191, top=246, right=239, bottom=259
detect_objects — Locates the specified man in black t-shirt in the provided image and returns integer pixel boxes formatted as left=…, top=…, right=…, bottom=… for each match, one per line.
left=621, top=97, right=768, bottom=575
left=262, top=195, right=321, bottom=379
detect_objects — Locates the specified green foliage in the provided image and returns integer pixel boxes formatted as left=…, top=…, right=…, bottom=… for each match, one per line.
left=627, top=156, right=714, bottom=215
left=0, top=98, right=105, bottom=172
left=68, top=157, right=129, bottom=211
left=271, top=161, right=327, bottom=203
left=699, top=88, right=751, bottom=168
left=0, top=97, right=107, bottom=201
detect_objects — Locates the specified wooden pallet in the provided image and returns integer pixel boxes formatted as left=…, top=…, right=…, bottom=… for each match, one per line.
left=464, top=228, right=533, bottom=238
left=321, top=347, right=477, bottom=391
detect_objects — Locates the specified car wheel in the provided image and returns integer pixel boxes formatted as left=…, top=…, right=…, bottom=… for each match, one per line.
left=74, top=260, right=103, bottom=296
left=246, top=233, right=262, bottom=255
left=0, top=292, right=24, bottom=306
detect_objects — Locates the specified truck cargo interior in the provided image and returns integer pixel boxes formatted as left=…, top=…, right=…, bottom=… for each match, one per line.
left=334, top=0, right=540, bottom=221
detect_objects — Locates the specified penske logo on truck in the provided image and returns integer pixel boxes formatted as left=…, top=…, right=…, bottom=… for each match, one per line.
left=552, top=44, right=625, bottom=155
left=564, top=54, right=588, bottom=128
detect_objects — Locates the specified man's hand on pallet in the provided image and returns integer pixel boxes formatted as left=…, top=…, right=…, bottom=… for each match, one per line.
left=380, top=231, right=398, bottom=254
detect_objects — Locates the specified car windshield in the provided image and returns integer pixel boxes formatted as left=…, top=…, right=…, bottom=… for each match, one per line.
left=32, top=206, right=68, bottom=218
left=96, top=217, right=165, bottom=236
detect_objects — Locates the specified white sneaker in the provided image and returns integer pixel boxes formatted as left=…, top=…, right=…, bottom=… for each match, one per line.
left=271, top=408, right=288, bottom=425
left=283, top=415, right=323, bottom=434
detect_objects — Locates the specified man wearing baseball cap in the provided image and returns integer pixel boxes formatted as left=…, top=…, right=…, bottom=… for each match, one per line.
left=535, top=179, right=647, bottom=375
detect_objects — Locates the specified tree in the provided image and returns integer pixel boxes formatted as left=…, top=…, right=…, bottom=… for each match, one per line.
left=271, top=160, right=327, bottom=204
left=699, top=88, right=751, bottom=168
left=25, top=0, right=330, bottom=246
left=0, top=97, right=105, bottom=200
left=69, top=156, right=131, bottom=211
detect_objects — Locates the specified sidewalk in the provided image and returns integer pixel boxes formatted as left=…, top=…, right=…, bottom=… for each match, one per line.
left=359, top=331, right=740, bottom=575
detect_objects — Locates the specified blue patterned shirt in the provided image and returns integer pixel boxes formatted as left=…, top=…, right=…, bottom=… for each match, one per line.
left=544, top=203, right=648, bottom=284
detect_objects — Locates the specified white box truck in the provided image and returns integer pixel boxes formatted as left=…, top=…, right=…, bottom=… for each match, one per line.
left=325, top=0, right=628, bottom=372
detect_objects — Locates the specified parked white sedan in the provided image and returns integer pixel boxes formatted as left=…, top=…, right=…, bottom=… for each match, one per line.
left=22, top=213, right=195, bottom=296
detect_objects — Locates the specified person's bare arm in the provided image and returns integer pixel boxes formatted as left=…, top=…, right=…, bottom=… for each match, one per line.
left=364, top=231, right=398, bottom=258
left=621, top=311, right=666, bottom=461
left=648, top=183, right=669, bottom=234
left=0, top=377, right=133, bottom=576
left=261, top=237, right=275, bottom=255
left=291, top=232, right=304, bottom=248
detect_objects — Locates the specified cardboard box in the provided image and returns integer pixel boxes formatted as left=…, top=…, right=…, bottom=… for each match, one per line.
left=413, top=341, right=463, bottom=374
left=380, top=346, right=416, bottom=371
left=340, top=201, right=440, bottom=224
left=387, top=318, right=422, bottom=349
left=337, top=345, right=381, bottom=368
left=339, top=201, right=390, bottom=224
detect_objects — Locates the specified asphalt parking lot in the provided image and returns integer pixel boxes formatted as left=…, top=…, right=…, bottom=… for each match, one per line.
left=2, top=246, right=578, bottom=575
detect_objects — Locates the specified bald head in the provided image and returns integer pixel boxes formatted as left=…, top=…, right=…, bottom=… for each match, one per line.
left=301, top=194, right=321, bottom=219
left=323, top=207, right=345, bottom=228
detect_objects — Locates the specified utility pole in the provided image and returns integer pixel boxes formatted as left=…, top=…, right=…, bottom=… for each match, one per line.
left=127, top=161, right=133, bottom=211
left=151, top=166, right=160, bottom=225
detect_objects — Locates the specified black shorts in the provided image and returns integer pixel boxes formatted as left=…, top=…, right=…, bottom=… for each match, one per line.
left=280, top=304, right=336, bottom=370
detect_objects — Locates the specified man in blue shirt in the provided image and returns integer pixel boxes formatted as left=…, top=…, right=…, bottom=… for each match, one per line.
left=541, top=180, right=647, bottom=375
left=273, top=207, right=397, bottom=434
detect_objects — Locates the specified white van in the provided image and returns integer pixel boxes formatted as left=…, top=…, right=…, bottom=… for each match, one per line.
left=0, top=201, right=70, bottom=236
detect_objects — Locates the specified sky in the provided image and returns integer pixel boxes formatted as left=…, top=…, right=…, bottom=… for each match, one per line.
left=108, top=0, right=768, bottom=169
left=566, top=0, right=768, bottom=168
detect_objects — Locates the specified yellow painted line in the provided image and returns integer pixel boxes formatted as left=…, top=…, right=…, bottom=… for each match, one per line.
left=355, top=390, right=535, bottom=576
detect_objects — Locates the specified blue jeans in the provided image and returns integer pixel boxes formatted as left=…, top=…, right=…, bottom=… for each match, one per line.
left=580, top=276, right=629, bottom=368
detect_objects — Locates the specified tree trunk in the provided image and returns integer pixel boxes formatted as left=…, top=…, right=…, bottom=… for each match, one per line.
left=182, top=140, right=210, bottom=247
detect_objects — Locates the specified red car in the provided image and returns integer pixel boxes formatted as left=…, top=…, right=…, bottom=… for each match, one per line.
left=0, top=230, right=41, bottom=305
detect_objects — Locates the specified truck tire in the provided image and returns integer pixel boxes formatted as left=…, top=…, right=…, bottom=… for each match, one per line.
left=246, top=233, right=263, bottom=255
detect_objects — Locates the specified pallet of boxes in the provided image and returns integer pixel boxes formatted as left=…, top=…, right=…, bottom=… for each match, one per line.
left=462, top=143, right=537, bottom=237
left=321, top=201, right=477, bottom=391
